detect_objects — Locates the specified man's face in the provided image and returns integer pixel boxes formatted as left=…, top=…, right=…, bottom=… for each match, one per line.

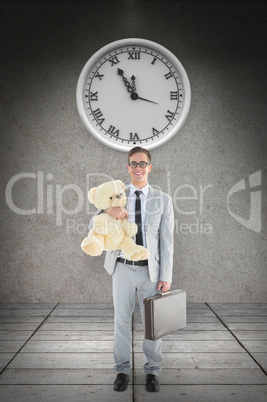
left=127, top=152, right=152, bottom=188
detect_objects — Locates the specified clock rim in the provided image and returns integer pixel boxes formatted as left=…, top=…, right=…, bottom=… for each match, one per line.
left=76, top=37, right=191, bottom=152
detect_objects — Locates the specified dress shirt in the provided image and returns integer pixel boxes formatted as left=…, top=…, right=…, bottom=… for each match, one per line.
left=118, top=183, right=149, bottom=259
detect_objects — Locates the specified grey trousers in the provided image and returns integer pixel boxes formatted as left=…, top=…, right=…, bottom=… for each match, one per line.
left=112, top=261, right=162, bottom=376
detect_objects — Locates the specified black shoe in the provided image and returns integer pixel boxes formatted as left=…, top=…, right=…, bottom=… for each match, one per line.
left=113, top=373, right=129, bottom=392
left=145, top=374, right=160, bottom=392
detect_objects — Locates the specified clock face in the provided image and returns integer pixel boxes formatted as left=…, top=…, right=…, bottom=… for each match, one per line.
left=76, top=38, right=191, bottom=152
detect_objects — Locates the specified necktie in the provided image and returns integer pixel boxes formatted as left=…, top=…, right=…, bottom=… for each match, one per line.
left=135, top=190, right=143, bottom=246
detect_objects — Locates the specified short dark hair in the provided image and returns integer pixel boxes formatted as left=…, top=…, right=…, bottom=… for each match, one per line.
left=128, top=147, right=152, bottom=163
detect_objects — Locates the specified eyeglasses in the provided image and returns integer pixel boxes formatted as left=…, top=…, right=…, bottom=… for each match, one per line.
left=128, top=162, right=150, bottom=169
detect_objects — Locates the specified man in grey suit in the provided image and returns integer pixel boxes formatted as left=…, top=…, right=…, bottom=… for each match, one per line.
left=103, top=146, right=174, bottom=393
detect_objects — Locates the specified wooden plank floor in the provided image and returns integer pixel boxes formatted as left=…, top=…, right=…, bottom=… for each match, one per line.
left=0, top=302, right=266, bottom=401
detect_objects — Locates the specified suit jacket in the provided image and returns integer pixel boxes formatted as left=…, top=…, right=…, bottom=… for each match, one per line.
left=104, top=185, right=174, bottom=283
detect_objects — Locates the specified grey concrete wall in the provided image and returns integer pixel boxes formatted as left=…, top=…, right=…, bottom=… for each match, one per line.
left=0, top=1, right=266, bottom=303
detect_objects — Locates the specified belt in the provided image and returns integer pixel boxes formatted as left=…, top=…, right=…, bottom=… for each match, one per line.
left=117, top=257, right=148, bottom=266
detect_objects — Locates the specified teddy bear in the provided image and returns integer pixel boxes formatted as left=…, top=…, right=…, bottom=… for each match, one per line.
left=81, top=180, right=150, bottom=261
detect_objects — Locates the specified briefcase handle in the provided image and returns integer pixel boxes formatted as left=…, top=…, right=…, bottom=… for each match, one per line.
left=160, top=290, right=171, bottom=296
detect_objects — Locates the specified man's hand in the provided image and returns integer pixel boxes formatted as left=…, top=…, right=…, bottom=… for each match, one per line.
left=105, top=207, right=129, bottom=220
left=157, top=281, right=171, bottom=293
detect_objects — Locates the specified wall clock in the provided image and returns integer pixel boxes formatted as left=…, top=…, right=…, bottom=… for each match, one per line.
left=76, top=38, right=191, bottom=152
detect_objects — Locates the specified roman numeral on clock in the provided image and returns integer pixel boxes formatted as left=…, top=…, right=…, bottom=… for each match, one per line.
left=130, top=132, right=139, bottom=140
left=108, top=125, right=120, bottom=137
left=128, top=51, right=141, bottom=60
left=93, top=108, right=105, bottom=125
left=164, top=72, right=173, bottom=80
left=95, top=72, right=104, bottom=80
left=165, top=110, right=174, bottom=121
left=90, top=91, right=98, bottom=101
left=170, top=91, right=178, bottom=100
left=108, top=56, right=120, bottom=66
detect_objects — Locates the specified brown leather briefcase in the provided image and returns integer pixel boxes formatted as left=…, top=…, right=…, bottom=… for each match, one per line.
left=143, top=289, right=186, bottom=341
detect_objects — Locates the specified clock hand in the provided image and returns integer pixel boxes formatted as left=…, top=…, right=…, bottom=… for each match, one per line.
left=131, top=75, right=136, bottom=93
left=118, top=68, right=133, bottom=93
left=130, top=92, right=159, bottom=105
left=118, top=69, right=158, bottom=104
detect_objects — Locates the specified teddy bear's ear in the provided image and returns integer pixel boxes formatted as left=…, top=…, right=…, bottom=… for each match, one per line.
left=116, top=180, right=126, bottom=190
left=88, top=187, right=98, bottom=204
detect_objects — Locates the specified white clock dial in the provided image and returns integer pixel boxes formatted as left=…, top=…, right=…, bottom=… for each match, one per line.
left=76, top=38, right=191, bottom=152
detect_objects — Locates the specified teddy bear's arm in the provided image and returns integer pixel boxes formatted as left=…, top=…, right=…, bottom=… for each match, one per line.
left=88, top=209, right=102, bottom=231
left=93, top=214, right=111, bottom=235
left=122, top=219, right=137, bottom=238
